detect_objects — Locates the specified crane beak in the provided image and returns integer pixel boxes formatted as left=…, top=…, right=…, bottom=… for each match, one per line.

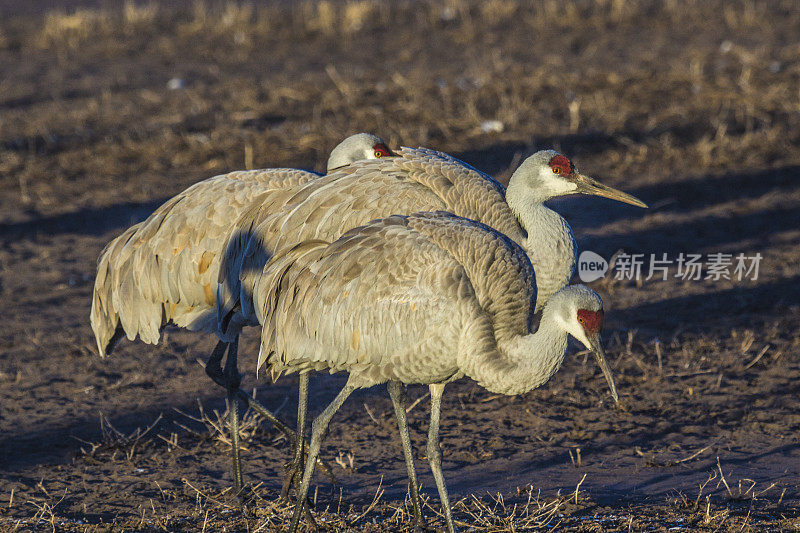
left=588, top=333, right=619, bottom=404
left=572, top=172, right=648, bottom=208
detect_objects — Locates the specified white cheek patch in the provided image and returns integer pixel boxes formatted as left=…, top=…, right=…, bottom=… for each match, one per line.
left=557, top=314, right=585, bottom=346
left=542, top=176, right=577, bottom=196
left=573, top=329, right=592, bottom=350
left=557, top=312, right=592, bottom=349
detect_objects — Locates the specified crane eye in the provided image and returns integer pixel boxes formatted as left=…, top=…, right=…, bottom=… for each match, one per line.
left=578, top=316, right=584, bottom=324
left=374, top=150, right=384, bottom=158
left=553, top=167, right=561, bottom=174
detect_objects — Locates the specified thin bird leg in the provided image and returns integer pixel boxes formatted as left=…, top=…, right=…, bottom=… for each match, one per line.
left=244, top=389, right=337, bottom=485
left=289, top=381, right=356, bottom=533
left=223, top=336, right=244, bottom=498
left=237, top=393, right=294, bottom=436
left=281, top=371, right=309, bottom=500
left=205, top=340, right=336, bottom=484
left=204, top=339, right=229, bottom=389
left=388, top=381, right=425, bottom=530
left=206, top=339, right=296, bottom=436
left=427, top=383, right=455, bottom=533
left=204, top=340, right=244, bottom=495
left=279, top=372, right=319, bottom=529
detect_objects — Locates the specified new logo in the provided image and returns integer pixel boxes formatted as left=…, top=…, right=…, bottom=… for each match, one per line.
left=577, top=251, right=608, bottom=282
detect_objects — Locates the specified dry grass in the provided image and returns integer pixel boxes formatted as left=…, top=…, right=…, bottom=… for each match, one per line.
left=30, top=0, right=798, bottom=50
left=3, top=464, right=793, bottom=531
left=173, top=396, right=276, bottom=453
left=7, top=0, right=798, bottom=213
left=0, top=468, right=577, bottom=532
left=74, top=413, right=163, bottom=459
left=37, top=9, right=110, bottom=49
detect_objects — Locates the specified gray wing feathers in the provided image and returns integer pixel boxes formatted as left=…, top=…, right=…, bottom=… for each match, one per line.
left=90, top=224, right=138, bottom=356
left=224, top=170, right=449, bottom=324
left=255, top=213, right=535, bottom=382
left=217, top=193, right=277, bottom=334
left=405, top=212, right=536, bottom=343
left=222, top=147, right=526, bottom=336
left=91, top=168, right=320, bottom=354
left=393, top=147, right=524, bottom=242
left=254, top=240, right=330, bottom=370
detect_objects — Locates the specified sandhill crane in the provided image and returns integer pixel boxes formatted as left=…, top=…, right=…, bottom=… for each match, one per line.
left=90, top=132, right=392, bottom=496
left=252, top=212, right=618, bottom=532
left=219, top=147, right=645, bottom=337
left=215, top=146, right=642, bottom=518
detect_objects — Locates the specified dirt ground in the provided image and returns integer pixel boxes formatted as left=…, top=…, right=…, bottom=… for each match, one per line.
left=1, top=0, right=799, bottom=531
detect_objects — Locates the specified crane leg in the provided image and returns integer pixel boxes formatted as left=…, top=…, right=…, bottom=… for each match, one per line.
left=427, top=383, right=456, bottom=533
left=204, top=340, right=337, bottom=488
left=236, top=391, right=294, bottom=437
left=223, top=336, right=244, bottom=498
left=204, top=339, right=229, bottom=389
left=281, top=371, right=309, bottom=500
left=280, top=371, right=319, bottom=528
left=206, top=339, right=294, bottom=435
left=388, top=381, right=425, bottom=531
left=289, top=382, right=356, bottom=533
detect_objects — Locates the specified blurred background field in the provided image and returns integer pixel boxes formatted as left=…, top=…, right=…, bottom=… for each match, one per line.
left=1, top=0, right=799, bottom=530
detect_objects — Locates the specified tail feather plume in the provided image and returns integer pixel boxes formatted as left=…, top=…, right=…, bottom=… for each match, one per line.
left=254, top=240, right=329, bottom=371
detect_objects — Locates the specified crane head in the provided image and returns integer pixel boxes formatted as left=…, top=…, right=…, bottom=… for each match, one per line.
left=508, top=150, right=647, bottom=208
left=555, top=285, right=619, bottom=404
left=326, top=132, right=395, bottom=172
left=576, top=306, right=618, bottom=404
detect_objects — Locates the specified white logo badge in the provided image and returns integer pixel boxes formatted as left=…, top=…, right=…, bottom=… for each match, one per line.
left=577, top=251, right=608, bottom=282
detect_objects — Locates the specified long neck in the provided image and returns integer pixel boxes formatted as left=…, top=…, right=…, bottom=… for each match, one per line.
left=460, top=308, right=569, bottom=396
left=506, top=185, right=576, bottom=312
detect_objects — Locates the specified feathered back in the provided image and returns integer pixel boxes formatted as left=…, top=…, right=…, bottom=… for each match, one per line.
left=391, top=148, right=522, bottom=242
left=216, top=190, right=275, bottom=336
left=254, top=212, right=536, bottom=379
left=404, top=212, right=536, bottom=344
left=300, top=147, right=524, bottom=244
left=220, top=147, right=528, bottom=329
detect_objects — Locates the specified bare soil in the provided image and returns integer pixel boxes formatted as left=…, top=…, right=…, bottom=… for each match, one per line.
left=1, top=1, right=799, bottom=531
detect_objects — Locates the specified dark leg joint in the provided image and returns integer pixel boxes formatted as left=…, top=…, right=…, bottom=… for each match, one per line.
left=205, top=340, right=228, bottom=388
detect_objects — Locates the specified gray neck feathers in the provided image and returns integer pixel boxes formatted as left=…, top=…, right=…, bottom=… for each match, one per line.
left=462, top=303, right=569, bottom=396
left=506, top=187, right=577, bottom=312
